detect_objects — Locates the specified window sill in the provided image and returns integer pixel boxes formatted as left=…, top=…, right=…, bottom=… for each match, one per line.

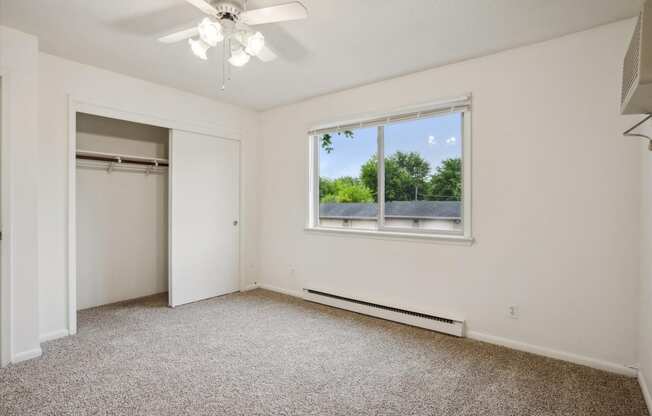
left=304, top=226, right=474, bottom=245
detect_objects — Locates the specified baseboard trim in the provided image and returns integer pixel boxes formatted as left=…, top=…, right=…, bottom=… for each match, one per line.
left=12, top=347, right=42, bottom=363
left=241, top=283, right=260, bottom=292
left=256, top=282, right=637, bottom=378
left=258, top=283, right=304, bottom=298
left=467, top=330, right=636, bottom=377
left=640, top=370, right=652, bottom=413
left=40, top=329, right=70, bottom=343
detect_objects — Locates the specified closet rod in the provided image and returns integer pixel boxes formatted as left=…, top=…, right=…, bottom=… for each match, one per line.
left=76, top=154, right=169, bottom=167
left=76, top=150, right=169, bottom=167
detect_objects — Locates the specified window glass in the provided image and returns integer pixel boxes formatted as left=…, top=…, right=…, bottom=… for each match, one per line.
left=383, top=113, right=463, bottom=232
left=318, top=126, right=378, bottom=230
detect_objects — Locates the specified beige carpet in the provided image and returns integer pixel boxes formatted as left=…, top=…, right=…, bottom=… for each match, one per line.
left=0, top=289, right=648, bottom=415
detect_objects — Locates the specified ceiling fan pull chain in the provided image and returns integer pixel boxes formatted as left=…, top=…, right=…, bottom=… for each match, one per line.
left=221, top=41, right=227, bottom=90
left=227, top=39, right=232, bottom=82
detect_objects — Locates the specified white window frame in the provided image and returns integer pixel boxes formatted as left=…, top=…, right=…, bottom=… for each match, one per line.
left=306, top=96, right=473, bottom=243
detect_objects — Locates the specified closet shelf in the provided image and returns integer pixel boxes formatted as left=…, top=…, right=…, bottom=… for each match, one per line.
left=76, top=149, right=169, bottom=167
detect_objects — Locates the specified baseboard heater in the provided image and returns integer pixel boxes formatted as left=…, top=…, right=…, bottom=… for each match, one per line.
left=303, top=289, right=465, bottom=337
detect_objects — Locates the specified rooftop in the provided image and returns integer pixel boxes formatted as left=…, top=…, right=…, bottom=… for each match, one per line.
left=319, top=201, right=461, bottom=220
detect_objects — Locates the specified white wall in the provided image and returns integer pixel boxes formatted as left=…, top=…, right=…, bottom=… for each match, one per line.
left=38, top=52, right=260, bottom=339
left=259, top=20, right=642, bottom=373
left=0, top=26, right=41, bottom=362
left=639, top=122, right=652, bottom=407
left=76, top=114, right=168, bottom=310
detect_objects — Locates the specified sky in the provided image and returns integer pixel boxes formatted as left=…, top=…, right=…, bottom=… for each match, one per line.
left=319, top=112, right=462, bottom=179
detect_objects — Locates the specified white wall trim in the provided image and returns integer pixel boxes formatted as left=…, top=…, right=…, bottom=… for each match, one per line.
left=0, top=70, right=14, bottom=368
left=67, top=96, right=77, bottom=336
left=39, top=329, right=70, bottom=343
left=304, top=226, right=474, bottom=245
left=167, top=130, right=175, bottom=308
left=241, top=283, right=260, bottom=292
left=12, top=347, right=42, bottom=364
left=258, top=283, right=304, bottom=299
left=70, top=98, right=241, bottom=141
left=258, top=282, right=636, bottom=377
left=67, top=96, right=246, bottom=334
left=640, top=370, right=652, bottom=414
left=466, top=330, right=637, bottom=377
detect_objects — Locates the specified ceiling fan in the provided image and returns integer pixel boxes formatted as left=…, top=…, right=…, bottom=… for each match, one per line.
left=158, top=0, right=308, bottom=89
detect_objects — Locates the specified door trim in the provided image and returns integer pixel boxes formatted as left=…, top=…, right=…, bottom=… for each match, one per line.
left=66, top=96, right=246, bottom=335
left=0, top=71, right=14, bottom=367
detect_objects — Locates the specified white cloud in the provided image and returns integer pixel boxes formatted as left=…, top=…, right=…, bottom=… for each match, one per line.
left=428, top=135, right=436, bottom=145
left=446, top=136, right=457, bottom=145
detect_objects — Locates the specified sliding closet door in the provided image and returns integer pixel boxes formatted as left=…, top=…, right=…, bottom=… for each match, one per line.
left=169, top=130, right=240, bottom=307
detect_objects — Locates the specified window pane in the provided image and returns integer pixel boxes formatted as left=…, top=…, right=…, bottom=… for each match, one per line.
left=318, top=127, right=378, bottom=229
left=383, top=113, right=463, bottom=232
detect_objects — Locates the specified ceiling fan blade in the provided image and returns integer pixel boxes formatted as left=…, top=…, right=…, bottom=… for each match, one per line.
left=256, top=44, right=277, bottom=62
left=184, top=0, right=218, bottom=16
left=158, top=27, right=199, bottom=43
left=241, top=2, right=307, bottom=26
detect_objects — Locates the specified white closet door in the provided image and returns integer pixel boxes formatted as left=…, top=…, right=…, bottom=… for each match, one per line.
left=169, top=130, right=240, bottom=307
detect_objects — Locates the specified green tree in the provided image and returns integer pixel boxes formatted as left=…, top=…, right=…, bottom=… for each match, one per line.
left=427, top=158, right=462, bottom=201
left=319, top=177, right=337, bottom=201
left=360, top=151, right=432, bottom=201
left=320, top=177, right=374, bottom=203
left=360, top=158, right=378, bottom=201
left=320, top=130, right=354, bottom=154
left=391, top=151, right=431, bottom=200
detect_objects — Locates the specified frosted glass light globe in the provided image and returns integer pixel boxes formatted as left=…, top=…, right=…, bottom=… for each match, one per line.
left=245, top=32, right=265, bottom=56
left=189, top=38, right=209, bottom=60
left=228, top=47, right=251, bottom=67
left=198, top=18, right=223, bottom=47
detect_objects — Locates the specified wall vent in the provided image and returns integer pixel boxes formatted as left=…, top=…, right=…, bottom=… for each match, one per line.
left=623, top=16, right=642, bottom=106
left=303, top=289, right=464, bottom=337
left=622, top=0, right=652, bottom=115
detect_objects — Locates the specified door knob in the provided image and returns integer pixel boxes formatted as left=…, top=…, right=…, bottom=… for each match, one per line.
left=233, top=220, right=238, bottom=226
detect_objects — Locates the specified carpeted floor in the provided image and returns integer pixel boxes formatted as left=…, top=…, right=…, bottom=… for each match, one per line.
left=0, top=289, right=648, bottom=416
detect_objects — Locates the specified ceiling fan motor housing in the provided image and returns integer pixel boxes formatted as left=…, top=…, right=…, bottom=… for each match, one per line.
left=212, top=1, right=243, bottom=21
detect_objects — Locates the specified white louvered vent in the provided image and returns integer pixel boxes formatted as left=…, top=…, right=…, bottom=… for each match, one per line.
left=303, top=289, right=465, bottom=337
left=622, top=1, right=652, bottom=115
left=622, top=16, right=642, bottom=106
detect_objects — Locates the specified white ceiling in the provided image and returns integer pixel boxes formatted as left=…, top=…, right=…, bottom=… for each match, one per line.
left=0, top=0, right=643, bottom=110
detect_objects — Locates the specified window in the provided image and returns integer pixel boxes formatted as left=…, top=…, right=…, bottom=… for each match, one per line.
left=317, top=126, right=377, bottom=230
left=308, top=97, right=471, bottom=240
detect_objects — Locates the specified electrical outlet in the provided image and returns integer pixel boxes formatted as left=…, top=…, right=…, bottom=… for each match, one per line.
left=508, top=305, right=519, bottom=319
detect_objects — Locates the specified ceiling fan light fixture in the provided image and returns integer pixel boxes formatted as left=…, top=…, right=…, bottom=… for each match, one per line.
left=161, top=0, right=309, bottom=89
left=189, top=38, right=209, bottom=60
left=198, top=17, right=223, bottom=47
left=228, top=47, right=250, bottom=67
left=244, top=31, right=265, bottom=56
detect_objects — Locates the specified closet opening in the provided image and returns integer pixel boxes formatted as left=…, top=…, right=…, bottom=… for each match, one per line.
left=75, top=113, right=170, bottom=316
left=68, top=103, right=241, bottom=336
